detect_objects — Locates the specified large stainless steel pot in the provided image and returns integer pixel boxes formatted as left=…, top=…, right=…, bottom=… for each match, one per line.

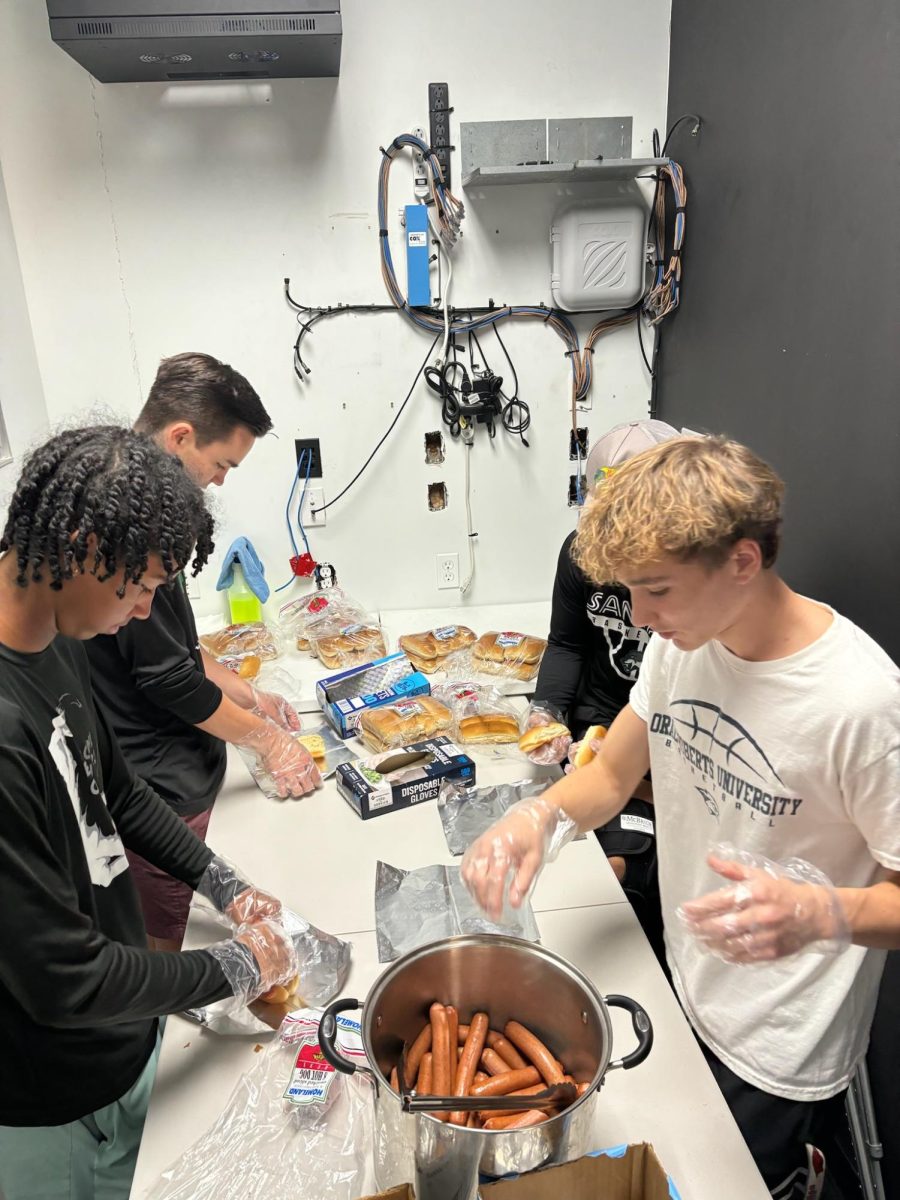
left=319, top=934, right=652, bottom=1200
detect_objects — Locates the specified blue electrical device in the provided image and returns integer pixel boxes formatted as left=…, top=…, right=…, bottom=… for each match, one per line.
left=404, top=203, right=431, bottom=306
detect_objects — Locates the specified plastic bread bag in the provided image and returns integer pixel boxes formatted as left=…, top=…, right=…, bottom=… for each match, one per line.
left=278, top=589, right=366, bottom=653
left=307, top=614, right=388, bottom=671
left=184, top=906, right=352, bottom=1036
left=442, top=631, right=548, bottom=683
left=396, top=623, right=477, bottom=674
left=238, top=722, right=358, bottom=793
left=374, top=860, right=540, bottom=963
left=357, top=695, right=452, bottom=753
left=432, top=680, right=521, bottom=745
left=437, top=778, right=552, bottom=855
left=145, top=1009, right=377, bottom=1200
left=200, top=621, right=281, bottom=663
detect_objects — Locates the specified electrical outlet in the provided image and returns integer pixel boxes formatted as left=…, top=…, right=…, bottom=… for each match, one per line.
left=435, top=551, right=459, bottom=590
left=302, top=486, right=326, bottom=527
left=294, top=438, right=322, bottom=478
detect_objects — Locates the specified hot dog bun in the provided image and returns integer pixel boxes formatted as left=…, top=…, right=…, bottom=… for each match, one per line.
left=458, top=713, right=520, bottom=744
left=260, top=974, right=300, bottom=1005
left=517, top=722, right=570, bottom=756
left=297, top=733, right=326, bottom=762
left=572, top=724, right=607, bottom=768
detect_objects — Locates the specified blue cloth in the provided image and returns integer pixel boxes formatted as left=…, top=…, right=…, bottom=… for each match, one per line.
left=215, top=537, right=270, bottom=603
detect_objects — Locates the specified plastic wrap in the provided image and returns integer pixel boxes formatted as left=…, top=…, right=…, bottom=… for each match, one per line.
left=200, top=621, right=281, bottom=663
left=444, top=631, right=547, bottom=682
left=207, top=919, right=299, bottom=1006
left=677, top=842, right=852, bottom=964
left=375, top=859, right=540, bottom=962
left=238, top=723, right=357, bottom=795
left=218, top=653, right=263, bottom=679
left=517, top=702, right=573, bottom=765
left=432, top=681, right=522, bottom=745
left=308, top=615, right=388, bottom=671
left=185, top=908, right=353, bottom=1035
left=146, top=1009, right=376, bottom=1200
left=196, top=854, right=282, bottom=924
left=397, top=624, right=477, bottom=674
left=357, top=695, right=452, bottom=752
left=278, top=589, right=366, bottom=653
left=437, top=778, right=550, bottom=855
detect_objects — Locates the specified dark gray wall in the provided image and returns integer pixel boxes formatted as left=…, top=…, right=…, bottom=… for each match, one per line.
left=659, top=0, right=900, bottom=661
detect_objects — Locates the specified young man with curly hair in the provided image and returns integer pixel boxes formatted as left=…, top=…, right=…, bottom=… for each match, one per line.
left=0, top=426, right=297, bottom=1200
left=463, top=435, right=900, bottom=1200
left=86, top=352, right=321, bottom=953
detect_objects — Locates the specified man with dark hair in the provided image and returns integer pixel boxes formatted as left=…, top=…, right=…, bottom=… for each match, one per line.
left=0, top=426, right=297, bottom=1200
left=134, top=351, right=273, bottom=485
left=87, top=353, right=320, bottom=953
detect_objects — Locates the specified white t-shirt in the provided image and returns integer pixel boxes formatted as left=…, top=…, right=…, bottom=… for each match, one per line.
left=629, top=607, right=900, bottom=1101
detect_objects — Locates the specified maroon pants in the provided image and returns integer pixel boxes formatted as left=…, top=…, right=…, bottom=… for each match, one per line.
left=126, top=807, right=212, bottom=943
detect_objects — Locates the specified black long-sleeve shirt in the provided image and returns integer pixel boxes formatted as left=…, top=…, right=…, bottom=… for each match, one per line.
left=533, top=531, right=652, bottom=736
left=0, top=635, right=231, bottom=1127
left=85, top=577, right=226, bottom=817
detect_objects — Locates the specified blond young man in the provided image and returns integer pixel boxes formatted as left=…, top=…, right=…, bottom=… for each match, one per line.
left=463, top=436, right=900, bottom=1199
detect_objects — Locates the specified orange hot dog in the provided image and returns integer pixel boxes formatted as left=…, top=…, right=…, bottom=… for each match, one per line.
left=450, top=1012, right=489, bottom=1126
left=457, top=1024, right=470, bottom=1044
left=576, top=1081, right=590, bottom=1097
left=486, top=1030, right=528, bottom=1070
left=481, top=1047, right=514, bottom=1077
left=478, top=1082, right=548, bottom=1121
left=472, top=1071, right=489, bottom=1088
left=484, top=1109, right=550, bottom=1132
left=470, top=1067, right=541, bottom=1098
left=504, top=1021, right=565, bottom=1086
left=417, top=1052, right=433, bottom=1095
left=390, top=1066, right=399, bottom=1092
left=405, top=1022, right=433, bottom=1087
left=446, top=1005, right=459, bottom=1063
left=430, top=1003, right=452, bottom=1119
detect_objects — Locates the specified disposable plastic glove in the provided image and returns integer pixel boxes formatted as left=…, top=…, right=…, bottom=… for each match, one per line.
left=196, top=854, right=283, bottom=926
left=460, top=793, right=578, bottom=921
left=250, top=687, right=303, bottom=732
left=520, top=703, right=573, bottom=766
left=207, top=919, right=299, bottom=1004
left=678, top=844, right=852, bottom=963
left=237, top=723, right=322, bottom=798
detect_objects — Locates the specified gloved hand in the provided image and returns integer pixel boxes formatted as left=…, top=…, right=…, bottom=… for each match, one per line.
left=207, top=919, right=299, bottom=1004
left=564, top=730, right=607, bottom=774
left=678, top=844, right=852, bottom=963
left=521, top=704, right=573, bottom=766
left=238, top=722, right=322, bottom=798
left=196, top=854, right=283, bottom=927
left=250, top=687, right=303, bottom=732
left=460, top=793, right=578, bottom=921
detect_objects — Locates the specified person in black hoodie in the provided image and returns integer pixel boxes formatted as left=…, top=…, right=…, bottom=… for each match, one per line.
left=524, top=420, right=681, bottom=964
left=85, top=353, right=321, bottom=952
left=0, top=426, right=297, bottom=1200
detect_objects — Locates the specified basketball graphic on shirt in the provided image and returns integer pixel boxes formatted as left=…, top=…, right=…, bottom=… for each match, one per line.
left=47, top=698, right=128, bottom=888
left=670, top=698, right=785, bottom=786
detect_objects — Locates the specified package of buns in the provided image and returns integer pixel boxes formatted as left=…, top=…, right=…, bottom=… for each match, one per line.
left=309, top=615, right=388, bottom=671
left=278, top=588, right=366, bottom=652
left=357, top=694, right=452, bottom=752
left=432, top=681, right=521, bottom=745
left=397, top=624, right=477, bottom=673
left=217, top=653, right=262, bottom=680
left=199, top=621, right=280, bottom=662
left=467, top=631, right=547, bottom=681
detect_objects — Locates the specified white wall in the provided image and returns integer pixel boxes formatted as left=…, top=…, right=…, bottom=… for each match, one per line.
left=0, top=159, right=49, bottom=501
left=0, top=0, right=671, bottom=620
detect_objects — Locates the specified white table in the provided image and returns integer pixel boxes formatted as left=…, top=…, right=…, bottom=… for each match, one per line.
left=129, top=744, right=769, bottom=1200
left=199, top=601, right=554, bottom=715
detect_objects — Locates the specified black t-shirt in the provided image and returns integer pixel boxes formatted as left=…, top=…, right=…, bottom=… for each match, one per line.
left=0, top=636, right=230, bottom=1127
left=85, top=577, right=226, bottom=817
left=533, top=531, right=652, bottom=736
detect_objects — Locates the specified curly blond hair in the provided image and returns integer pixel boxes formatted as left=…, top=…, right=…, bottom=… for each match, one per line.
left=573, top=435, right=784, bottom=584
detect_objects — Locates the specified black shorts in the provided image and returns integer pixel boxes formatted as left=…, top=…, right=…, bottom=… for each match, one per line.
left=699, top=1041, right=852, bottom=1199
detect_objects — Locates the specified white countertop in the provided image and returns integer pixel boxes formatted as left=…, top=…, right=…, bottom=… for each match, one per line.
left=130, top=731, right=769, bottom=1200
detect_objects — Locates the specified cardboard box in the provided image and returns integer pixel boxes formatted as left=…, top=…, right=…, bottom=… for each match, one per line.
left=336, top=736, right=476, bottom=820
left=316, top=652, right=431, bottom=738
left=357, top=1145, right=680, bottom=1200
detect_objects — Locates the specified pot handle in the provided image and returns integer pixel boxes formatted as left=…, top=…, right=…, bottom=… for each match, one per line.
left=319, top=997, right=363, bottom=1075
left=604, top=993, right=654, bottom=1070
